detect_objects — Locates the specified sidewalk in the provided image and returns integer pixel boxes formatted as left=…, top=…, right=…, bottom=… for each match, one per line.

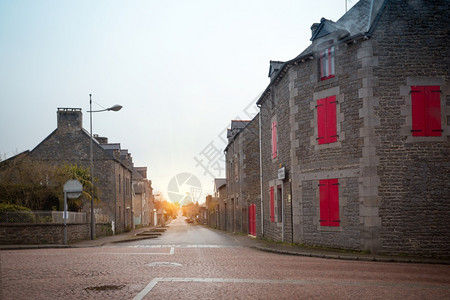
left=2, top=226, right=449, bottom=265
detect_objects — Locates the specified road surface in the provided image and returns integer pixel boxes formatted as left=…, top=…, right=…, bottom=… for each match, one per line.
left=1, top=212, right=450, bottom=299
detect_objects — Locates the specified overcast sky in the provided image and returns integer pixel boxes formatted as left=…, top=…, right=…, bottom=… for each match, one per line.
left=0, top=0, right=356, bottom=202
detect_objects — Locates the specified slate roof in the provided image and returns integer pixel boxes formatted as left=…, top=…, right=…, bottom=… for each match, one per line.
left=258, top=0, right=387, bottom=105
left=214, top=178, right=226, bottom=191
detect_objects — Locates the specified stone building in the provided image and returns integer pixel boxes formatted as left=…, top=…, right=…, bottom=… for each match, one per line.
left=132, top=166, right=155, bottom=228
left=29, top=108, right=134, bottom=233
left=256, top=0, right=449, bottom=257
left=224, top=117, right=261, bottom=235
left=207, top=178, right=226, bottom=230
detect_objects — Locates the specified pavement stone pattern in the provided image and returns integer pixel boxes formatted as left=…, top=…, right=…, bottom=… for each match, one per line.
left=2, top=223, right=450, bottom=299
left=2, top=245, right=450, bottom=299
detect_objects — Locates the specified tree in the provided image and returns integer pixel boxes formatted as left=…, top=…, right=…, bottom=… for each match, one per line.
left=0, top=154, right=98, bottom=212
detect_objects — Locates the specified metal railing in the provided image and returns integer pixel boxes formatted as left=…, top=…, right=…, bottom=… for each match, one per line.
left=0, top=211, right=87, bottom=224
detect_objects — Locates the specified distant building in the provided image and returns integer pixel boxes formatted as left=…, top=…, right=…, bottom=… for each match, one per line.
left=29, top=108, right=134, bottom=233
left=132, top=166, right=155, bottom=228
left=224, top=116, right=260, bottom=235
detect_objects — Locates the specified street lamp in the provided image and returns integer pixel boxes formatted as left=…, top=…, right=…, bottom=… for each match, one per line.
left=88, top=94, right=122, bottom=240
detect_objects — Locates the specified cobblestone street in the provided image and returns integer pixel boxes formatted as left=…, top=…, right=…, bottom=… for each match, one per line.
left=2, top=217, right=450, bottom=299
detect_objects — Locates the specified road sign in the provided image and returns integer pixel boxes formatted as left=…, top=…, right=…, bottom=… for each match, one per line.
left=64, top=179, right=83, bottom=199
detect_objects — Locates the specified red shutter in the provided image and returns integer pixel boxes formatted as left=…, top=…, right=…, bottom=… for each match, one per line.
left=270, top=187, right=275, bottom=222
left=317, top=99, right=326, bottom=144
left=411, top=86, right=442, bottom=136
left=248, top=205, right=252, bottom=235
left=319, top=180, right=329, bottom=226
left=272, top=121, right=277, bottom=158
left=317, top=96, right=337, bottom=144
left=326, top=96, right=337, bottom=143
left=427, top=86, right=442, bottom=136
left=329, top=179, right=340, bottom=227
left=319, top=179, right=340, bottom=227
left=411, top=86, right=426, bottom=136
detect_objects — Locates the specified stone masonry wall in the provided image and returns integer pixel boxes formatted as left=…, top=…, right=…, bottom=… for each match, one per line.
left=260, top=72, right=292, bottom=242
left=371, top=0, right=450, bottom=257
left=0, top=223, right=112, bottom=245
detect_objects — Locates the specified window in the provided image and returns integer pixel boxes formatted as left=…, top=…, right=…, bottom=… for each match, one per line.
left=317, top=96, right=337, bottom=144
left=271, top=121, right=277, bottom=159
left=320, top=46, right=335, bottom=81
left=319, top=179, right=339, bottom=227
left=270, top=186, right=275, bottom=222
left=411, top=86, right=442, bottom=136
left=118, top=174, right=121, bottom=194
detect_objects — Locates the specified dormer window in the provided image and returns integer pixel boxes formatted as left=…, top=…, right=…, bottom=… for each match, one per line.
left=320, top=46, right=335, bottom=81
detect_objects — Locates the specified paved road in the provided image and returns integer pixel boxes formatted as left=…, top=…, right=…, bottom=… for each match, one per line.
left=2, top=213, right=450, bottom=299
left=120, top=212, right=240, bottom=247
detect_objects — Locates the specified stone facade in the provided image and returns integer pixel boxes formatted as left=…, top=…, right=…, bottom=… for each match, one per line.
left=29, top=108, right=134, bottom=233
left=224, top=116, right=261, bottom=235
left=255, top=0, right=449, bottom=257
left=132, top=166, right=155, bottom=228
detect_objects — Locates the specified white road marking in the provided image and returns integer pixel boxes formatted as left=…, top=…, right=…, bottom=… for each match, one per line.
left=146, top=262, right=182, bottom=266
left=132, top=278, right=314, bottom=300
left=105, top=246, right=175, bottom=255
left=133, top=277, right=450, bottom=300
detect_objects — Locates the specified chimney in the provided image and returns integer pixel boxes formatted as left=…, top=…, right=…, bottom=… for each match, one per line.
left=310, top=22, right=320, bottom=38
left=94, top=135, right=108, bottom=144
left=57, top=108, right=82, bottom=132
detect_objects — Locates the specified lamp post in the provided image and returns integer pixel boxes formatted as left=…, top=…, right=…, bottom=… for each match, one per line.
left=88, top=94, right=122, bottom=240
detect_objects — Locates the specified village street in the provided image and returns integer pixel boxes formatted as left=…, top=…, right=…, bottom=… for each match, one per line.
left=1, top=213, right=450, bottom=300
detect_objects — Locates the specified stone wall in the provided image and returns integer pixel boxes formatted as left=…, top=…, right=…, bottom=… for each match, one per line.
left=260, top=71, right=293, bottom=243
left=0, top=223, right=112, bottom=245
left=371, top=0, right=450, bottom=257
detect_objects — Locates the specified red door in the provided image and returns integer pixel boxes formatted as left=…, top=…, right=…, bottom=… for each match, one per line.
left=248, top=204, right=256, bottom=236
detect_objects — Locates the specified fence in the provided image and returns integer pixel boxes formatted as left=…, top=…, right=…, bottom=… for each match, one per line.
left=0, top=211, right=87, bottom=224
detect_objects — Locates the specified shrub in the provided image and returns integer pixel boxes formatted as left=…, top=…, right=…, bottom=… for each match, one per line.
left=0, top=203, right=36, bottom=223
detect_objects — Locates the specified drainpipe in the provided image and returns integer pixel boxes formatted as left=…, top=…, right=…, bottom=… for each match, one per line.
left=257, top=109, right=264, bottom=237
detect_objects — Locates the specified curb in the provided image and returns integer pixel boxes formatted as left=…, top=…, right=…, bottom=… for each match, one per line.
left=252, top=246, right=450, bottom=265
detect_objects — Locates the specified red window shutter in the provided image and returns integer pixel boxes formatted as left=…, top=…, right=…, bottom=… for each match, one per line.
left=319, top=180, right=329, bottom=226
left=427, top=86, right=442, bottom=136
left=326, top=96, right=337, bottom=143
left=248, top=205, right=252, bottom=235
left=329, top=179, right=340, bottom=227
left=271, top=121, right=277, bottom=158
left=270, top=187, right=275, bottom=222
left=317, top=96, right=337, bottom=144
left=411, top=86, right=426, bottom=136
left=411, top=86, right=442, bottom=136
left=317, top=98, right=326, bottom=144
left=319, top=179, right=340, bottom=227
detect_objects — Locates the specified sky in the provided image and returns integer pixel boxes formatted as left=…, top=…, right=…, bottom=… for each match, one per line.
left=0, top=0, right=356, bottom=203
